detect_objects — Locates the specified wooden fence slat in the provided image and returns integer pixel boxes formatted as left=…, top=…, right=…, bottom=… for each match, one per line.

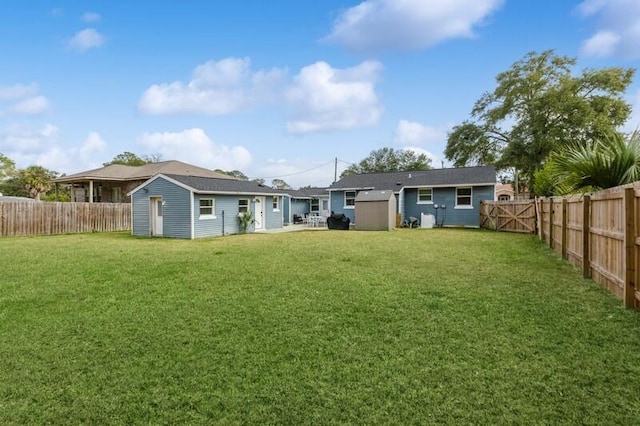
left=0, top=202, right=131, bottom=237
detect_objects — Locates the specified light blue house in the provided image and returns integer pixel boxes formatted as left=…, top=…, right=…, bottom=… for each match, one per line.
left=129, top=174, right=285, bottom=238
left=282, top=187, right=330, bottom=224
left=328, top=166, right=496, bottom=228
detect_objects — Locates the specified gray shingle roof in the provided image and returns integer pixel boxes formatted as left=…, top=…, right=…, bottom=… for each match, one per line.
left=328, top=166, right=496, bottom=191
left=53, top=160, right=235, bottom=183
left=287, top=187, right=329, bottom=199
left=163, top=174, right=286, bottom=195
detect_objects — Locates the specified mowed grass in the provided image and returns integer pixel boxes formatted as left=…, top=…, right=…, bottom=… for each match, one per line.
left=1, top=229, right=640, bottom=424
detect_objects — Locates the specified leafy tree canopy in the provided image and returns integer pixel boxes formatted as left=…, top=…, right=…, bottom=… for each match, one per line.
left=341, top=147, right=432, bottom=177
left=252, top=178, right=266, bottom=185
left=541, top=130, right=640, bottom=195
left=0, top=153, right=17, bottom=181
left=20, top=165, right=57, bottom=200
left=445, top=50, right=635, bottom=195
left=215, top=169, right=248, bottom=180
left=103, top=152, right=161, bottom=166
left=271, top=179, right=291, bottom=190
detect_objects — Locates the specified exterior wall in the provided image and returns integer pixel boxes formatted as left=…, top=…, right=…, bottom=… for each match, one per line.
left=329, top=190, right=355, bottom=223
left=403, top=185, right=494, bottom=227
left=192, top=194, right=283, bottom=238
left=193, top=194, right=243, bottom=237
left=290, top=198, right=309, bottom=219
left=71, top=180, right=144, bottom=203
left=132, top=178, right=192, bottom=238
left=265, top=196, right=284, bottom=229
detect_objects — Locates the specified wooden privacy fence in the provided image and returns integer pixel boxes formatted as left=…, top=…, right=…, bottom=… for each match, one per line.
left=480, top=200, right=537, bottom=234
left=538, top=184, right=640, bottom=310
left=0, top=202, right=131, bottom=237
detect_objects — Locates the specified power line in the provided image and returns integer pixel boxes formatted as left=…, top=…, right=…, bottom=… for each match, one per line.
left=248, top=159, right=335, bottom=180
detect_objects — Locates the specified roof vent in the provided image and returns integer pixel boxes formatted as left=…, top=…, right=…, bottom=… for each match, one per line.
left=408, top=173, right=412, bottom=179
left=396, top=182, right=402, bottom=185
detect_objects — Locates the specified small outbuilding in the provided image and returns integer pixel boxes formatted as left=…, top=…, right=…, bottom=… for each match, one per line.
left=354, top=190, right=396, bottom=231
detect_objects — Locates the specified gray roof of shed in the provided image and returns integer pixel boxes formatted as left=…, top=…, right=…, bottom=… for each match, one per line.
left=355, top=190, right=395, bottom=202
left=162, top=174, right=286, bottom=195
left=329, top=166, right=496, bottom=191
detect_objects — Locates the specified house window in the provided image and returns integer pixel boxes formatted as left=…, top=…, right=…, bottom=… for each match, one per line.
left=417, top=188, right=433, bottom=204
left=311, top=198, right=319, bottom=213
left=199, top=198, right=215, bottom=218
left=113, top=187, right=122, bottom=203
left=498, top=194, right=510, bottom=202
left=272, top=196, right=280, bottom=211
left=238, top=199, right=249, bottom=214
left=456, top=187, right=473, bottom=208
left=344, top=191, right=356, bottom=208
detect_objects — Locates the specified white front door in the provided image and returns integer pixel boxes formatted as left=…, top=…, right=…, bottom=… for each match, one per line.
left=321, top=199, right=330, bottom=217
left=150, top=197, right=163, bottom=236
left=254, top=197, right=265, bottom=230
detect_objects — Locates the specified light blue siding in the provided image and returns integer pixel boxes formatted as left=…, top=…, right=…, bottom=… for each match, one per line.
left=265, top=196, right=284, bottom=229
left=132, top=177, right=192, bottom=238
left=404, top=185, right=494, bottom=227
left=331, top=185, right=494, bottom=227
left=194, top=194, right=244, bottom=238
left=329, top=191, right=355, bottom=223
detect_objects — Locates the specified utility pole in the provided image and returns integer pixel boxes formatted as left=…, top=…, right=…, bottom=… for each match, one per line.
left=334, top=157, right=338, bottom=183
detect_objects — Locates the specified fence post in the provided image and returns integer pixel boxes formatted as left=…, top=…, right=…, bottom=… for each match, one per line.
left=624, top=187, right=636, bottom=309
left=582, top=195, right=591, bottom=279
left=561, top=198, right=568, bottom=260
left=549, top=198, right=554, bottom=249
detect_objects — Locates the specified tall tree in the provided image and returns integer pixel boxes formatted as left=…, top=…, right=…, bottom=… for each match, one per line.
left=0, top=153, right=17, bottom=181
left=103, top=151, right=151, bottom=166
left=341, top=147, right=432, bottom=177
left=21, top=165, right=55, bottom=200
left=445, top=50, right=635, bottom=195
left=215, top=169, right=248, bottom=180
left=271, top=179, right=291, bottom=190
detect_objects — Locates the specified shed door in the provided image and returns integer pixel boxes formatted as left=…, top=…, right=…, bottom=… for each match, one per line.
left=150, top=197, right=163, bottom=236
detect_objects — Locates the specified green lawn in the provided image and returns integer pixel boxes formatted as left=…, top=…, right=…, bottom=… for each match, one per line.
left=1, top=229, right=640, bottom=424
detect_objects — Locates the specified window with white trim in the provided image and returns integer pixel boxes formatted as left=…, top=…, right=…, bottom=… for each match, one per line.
left=311, top=198, right=319, bottom=213
left=455, top=187, right=472, bottom=208
left=417, top=188, right=433, bottom=204
left=238, top=199, right=249, bottom=214
left=199, top=198, right=215, bottom=218
left=272, top=196, right=280, bottom=211
left=344, top=191, right=356, bottom=208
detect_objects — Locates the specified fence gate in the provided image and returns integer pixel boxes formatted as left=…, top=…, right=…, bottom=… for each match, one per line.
left=480, top=201, right=536, bottom=234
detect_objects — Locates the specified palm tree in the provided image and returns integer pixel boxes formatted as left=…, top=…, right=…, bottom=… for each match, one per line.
left=549, top=130, right=640, bottom=194
left=21, top=165, right=54, bottom=200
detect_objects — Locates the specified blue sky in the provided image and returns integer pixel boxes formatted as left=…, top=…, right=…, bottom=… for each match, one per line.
left=1, top=0, right=640, bottom=188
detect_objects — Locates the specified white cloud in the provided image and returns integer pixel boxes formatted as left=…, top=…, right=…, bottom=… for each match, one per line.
left=324, top=0, right=503, bottom=52
left=9, top=96, right=50, bottom=115
left=285, top=61, right=383, bottom=134
left=0, top=83, right=51, bottom=116
left=68, top=28, right=105, bottom=52
left=138, top=58, right=287, bottom=115
left=394, top=120, right=448, bottom=146
left=139, top=128, right=252, bottom=171
left=79, top=132, right=107, bottom=162
left=578, top=0, right=640, bottom=58
left=82, top=12, right=101, bottom=23
left=0, top=123, right=59, bottom=155
left=0, top=83, right=39, bottom=101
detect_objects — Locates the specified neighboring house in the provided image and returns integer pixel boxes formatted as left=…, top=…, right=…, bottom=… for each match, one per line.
left=52, top=160, right=235, bottom=203
left=0, top=195, right=36, bottom=202
left=495, top=183, right=514, bottom=201
left=129, top=174, right=286, bottom=238
left=328, top=166, right=496, bottom=228
left=282, top=187, right=330, bottom=224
